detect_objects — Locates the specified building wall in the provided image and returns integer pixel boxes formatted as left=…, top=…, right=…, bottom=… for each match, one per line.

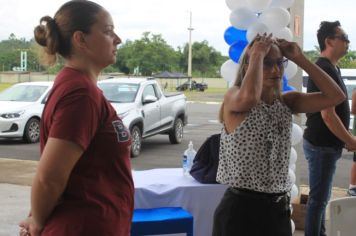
left=289, top=0, right=304, bottom=92
left=290, top=0, right=305, bottom=188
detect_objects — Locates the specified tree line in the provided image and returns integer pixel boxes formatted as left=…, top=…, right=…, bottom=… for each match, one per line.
left=304, top=46, right=356, bottom=68
left=0, top=32, right=228, bottom=78
left=1, top=33, right=356, bottom=77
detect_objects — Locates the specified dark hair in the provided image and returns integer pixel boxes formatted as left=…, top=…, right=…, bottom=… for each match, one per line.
left=34, top=0, right=103, bottom=65
left=317, top=21, right=341, bottom=52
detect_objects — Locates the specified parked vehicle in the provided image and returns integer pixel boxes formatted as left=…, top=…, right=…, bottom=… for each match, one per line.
left=0, top=81, right=53, bottom=143
left=98, top=77, right=188, bottom=157
left=176, top=80, right=208, bottom=92
left=303, top=71, right=356, bottom=130
left=344, top=79, right=356, bottom=130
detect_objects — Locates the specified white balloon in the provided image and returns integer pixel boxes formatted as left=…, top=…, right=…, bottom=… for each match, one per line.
left=284, top=60, right=298, bottom=79
left=229, top=80, right=235, bottom=88
left=289, top=147, right=297, bottom=165
left=246, top=0, right=272, bottom=13
left=225, top=0, right=248, bottom=11
left=274, top=27, right=293, bottom=41
left=259, top=7, right=290, bottom=31
left=220, top=60, right=240, bottom=83
left=291, top=123, right=303, bottom=145
left=290, top=203, right=293, bottom=214
left=290, top=163, right=296, bottom=172
left=270, top=0, right=295, bottom=9
left=289, top=168, right=296, bottom=184
left=230, top=7, right=258, bottom=30
left=246, top=22, right=269, bottom=42
left=291, top=219, right=295, bottom=234
left=291, top=184, right=299, bottom=201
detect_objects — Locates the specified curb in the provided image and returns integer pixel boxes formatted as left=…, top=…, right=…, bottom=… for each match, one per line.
left=0, top=158, right=38, bottom=186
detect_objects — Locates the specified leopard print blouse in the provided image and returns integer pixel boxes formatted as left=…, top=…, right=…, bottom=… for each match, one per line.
left=216, top=100, right=293, bottom=193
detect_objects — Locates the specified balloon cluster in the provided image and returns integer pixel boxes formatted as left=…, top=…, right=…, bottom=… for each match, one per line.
left=289, top=122, right=303, bottom=234
left=220, top=0, right=297, bottom=91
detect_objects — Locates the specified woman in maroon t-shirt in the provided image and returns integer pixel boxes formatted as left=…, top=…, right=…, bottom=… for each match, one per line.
left=19, top=1, right=134, bottom=236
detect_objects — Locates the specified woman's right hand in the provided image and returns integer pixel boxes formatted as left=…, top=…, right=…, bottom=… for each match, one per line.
left=19, top=217, right=42, bottom=236
left=248, top=33, right=274, bottom=59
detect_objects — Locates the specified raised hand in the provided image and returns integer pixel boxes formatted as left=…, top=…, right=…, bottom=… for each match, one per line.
left=249, top=33, right=274, bottom=58
left=275, top=38, right=303, bottom=61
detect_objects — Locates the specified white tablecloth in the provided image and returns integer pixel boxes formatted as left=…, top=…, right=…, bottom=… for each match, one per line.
left=133, top=168, right=228, bottom=236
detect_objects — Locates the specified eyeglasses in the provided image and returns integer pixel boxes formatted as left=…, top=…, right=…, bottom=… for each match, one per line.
left=263, top=58, right=288, bottom=69
left=331, top=34, right=350, bottom=43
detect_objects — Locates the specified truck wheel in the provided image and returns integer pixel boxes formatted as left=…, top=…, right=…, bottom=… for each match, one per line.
left=169, top=118, right=183, bottom=144
left=23, top=118, right=40, bottom=143
left=130, top=126, right=142, bottom=157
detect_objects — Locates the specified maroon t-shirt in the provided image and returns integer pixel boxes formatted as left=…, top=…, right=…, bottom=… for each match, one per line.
left=39, top=67, right=134, bottom=236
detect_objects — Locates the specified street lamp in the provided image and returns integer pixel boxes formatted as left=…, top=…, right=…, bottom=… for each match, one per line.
left=187, top=11, right=194, bottom=88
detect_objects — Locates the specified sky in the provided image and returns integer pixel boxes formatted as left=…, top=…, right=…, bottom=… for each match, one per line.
left=0, top=0, right=355, bottom=56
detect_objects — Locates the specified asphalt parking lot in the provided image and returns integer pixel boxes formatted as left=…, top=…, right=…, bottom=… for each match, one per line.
left=0, top=101, right=353, bottom=189
left=0, top=101, right=351, bottom=236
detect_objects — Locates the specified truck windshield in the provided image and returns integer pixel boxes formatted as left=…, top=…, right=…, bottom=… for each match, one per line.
left=99, top=83, right=139, bottom=103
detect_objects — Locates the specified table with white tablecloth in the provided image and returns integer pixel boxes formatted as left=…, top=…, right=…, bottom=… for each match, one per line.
left=133, top=168, right=228, bottom=236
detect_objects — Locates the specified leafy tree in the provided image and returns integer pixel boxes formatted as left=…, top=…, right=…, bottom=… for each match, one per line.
left=180, top=41, right=228, bottom=77
left=115, top=32, right=180, bottom=76
left=304, top=46, right=320, bottom=63
left=339, top=51, right=356, bottom=68
left=304, top=47, right=356, bottom=68
left=6, top=33, right=356, bottom=78
left=114, top=40, right=131, bottom=74
left=0, top=34, right=45, bottom=72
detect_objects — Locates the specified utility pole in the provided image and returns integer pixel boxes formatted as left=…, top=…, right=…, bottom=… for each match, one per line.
left=187, top=11, right=194, bottom=86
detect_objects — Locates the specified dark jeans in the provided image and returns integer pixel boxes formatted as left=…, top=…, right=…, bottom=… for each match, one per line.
left=212, top=188, right=291, bottom=236
left=303, top=139, right=342, bottom=236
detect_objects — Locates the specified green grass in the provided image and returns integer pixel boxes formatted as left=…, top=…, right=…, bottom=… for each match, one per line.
left=169, top=88, right=227, bottom=102
left=0, top=83, right=12, bottom=92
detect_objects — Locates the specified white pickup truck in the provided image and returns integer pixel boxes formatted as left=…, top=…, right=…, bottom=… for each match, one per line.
left=98, top=77, right=188, bottom=157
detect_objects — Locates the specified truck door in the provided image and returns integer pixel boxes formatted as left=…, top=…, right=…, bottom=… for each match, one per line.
left=141, top=84, right=161, bottom=134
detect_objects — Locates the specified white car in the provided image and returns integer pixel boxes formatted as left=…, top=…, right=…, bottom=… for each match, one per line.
left=0, top=81, right=53, bottom=143
left=344, top=79, right=356, bottom=130
left=303, top=70, right=356, bottom=130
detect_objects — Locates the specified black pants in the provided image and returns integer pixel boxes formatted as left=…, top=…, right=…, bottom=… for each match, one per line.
left=212, top=188, right=292, bottom=236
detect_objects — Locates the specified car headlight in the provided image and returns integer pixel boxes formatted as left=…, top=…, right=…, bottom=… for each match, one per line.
left=118, top=111, right=129, bottom=119
left=0, top=110, right=25, bottom=119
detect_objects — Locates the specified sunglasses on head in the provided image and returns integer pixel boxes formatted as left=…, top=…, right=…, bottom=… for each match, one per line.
left=331, top=34, right=350, bottom=43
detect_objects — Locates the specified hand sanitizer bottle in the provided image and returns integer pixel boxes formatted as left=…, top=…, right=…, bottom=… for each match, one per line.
left=183, top=141, right=196, bottom=176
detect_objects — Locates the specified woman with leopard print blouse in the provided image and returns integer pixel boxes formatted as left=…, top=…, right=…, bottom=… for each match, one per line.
left=212, top=34, right=345, bottom=236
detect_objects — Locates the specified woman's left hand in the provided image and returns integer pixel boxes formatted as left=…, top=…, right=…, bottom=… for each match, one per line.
left=276, top=38, right=303, bottom=61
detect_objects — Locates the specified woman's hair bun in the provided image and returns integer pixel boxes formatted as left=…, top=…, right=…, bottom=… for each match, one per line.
left=34, top=16, right=57, bottom=47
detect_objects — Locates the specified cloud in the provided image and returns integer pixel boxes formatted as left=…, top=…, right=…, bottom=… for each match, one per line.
left=304, top=0, right=355, bottom=50
left=0, top=0, right=230, bottom=54
left=0, top=0, right=354, bottom=55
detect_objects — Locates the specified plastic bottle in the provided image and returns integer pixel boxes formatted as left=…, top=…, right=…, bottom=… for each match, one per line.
left=182, top=141, right=197, bottom=176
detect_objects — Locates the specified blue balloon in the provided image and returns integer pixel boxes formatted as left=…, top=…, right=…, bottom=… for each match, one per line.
left=282, top=75, right=296, bottom=92
left=229, top=40, right=248, bottom=63
left=224, top=26, right=247, bottom=46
